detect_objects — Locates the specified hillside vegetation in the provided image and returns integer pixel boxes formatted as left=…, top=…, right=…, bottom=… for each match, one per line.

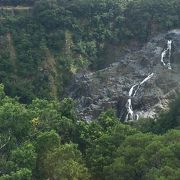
left=0, top=0, right=180, bottom=102
left=0, top=0, right=180, bottom=179
left=0, top=84, right=179, bottom=179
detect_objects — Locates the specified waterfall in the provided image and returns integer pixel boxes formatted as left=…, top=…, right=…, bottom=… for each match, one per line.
left=124, top=39, right=173, bottom=122
left=140, top=73, right=154, bottom=85
left=161, top=40, right=172, bottom=70
left=125, top=73, right=154, bottom=122
left=125, top=84, right=138, bottom=121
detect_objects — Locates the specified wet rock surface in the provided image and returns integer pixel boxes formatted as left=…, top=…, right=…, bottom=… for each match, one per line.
left=68, top=30, right=180, bottom=121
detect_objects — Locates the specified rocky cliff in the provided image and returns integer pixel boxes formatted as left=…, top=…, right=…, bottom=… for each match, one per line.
left=68, top=30, right=180, bottom=121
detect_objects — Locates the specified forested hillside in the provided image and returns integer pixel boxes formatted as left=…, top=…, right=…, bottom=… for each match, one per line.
left=0, top=0, right=180, bottom=179
left=0, top=0, right=180, bottom=102
left=0, top=84, right=179, bottom=179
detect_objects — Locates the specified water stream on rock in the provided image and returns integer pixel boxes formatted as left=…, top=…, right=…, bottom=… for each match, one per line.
left=161, top=40, right=172, bottom=70
left=125, top=73, right=154, bottom=122
left=125, top=84, right=138, bottom=121
left=125, top=39, right=173, bottom=122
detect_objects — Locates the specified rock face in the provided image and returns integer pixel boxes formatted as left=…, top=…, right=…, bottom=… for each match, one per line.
left=68, top=30, right=180, bottom=121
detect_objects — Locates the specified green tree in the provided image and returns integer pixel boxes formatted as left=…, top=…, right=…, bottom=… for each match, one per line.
left=44, top=143, right=90, bottom=180
left=0, top=168, right=32, bottom=180
left=10, top=142, right=37, bottom=171
left=86, top=122, right=137, bottom=179
left=104, top=130, right=180, bottom=180
left=35, top=130, right=60, bottom=179
left=154, top=96, right=180, bottom=134
left=0, top=97, right=31, bottom=140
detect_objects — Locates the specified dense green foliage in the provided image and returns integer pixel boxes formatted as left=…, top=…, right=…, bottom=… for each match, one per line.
left=0, top=84, right=179, bottom=179
left=0, top=0, right=180, bottom=179
left=0, top=0, right=180, bottom=102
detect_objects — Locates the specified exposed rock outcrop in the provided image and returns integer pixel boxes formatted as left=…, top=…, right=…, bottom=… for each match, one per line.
left=68, top=30, right=180, bottom=121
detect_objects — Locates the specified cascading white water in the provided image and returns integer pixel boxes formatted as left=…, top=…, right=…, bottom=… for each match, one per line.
left=161, top=51, right=166, bottom=66
left=125, top=73, right=154, bottom=122
left=125, top=39, right=173, bottom=122
left=161, top=40, right=172, bottom=70
left=140, top=73, right=154, bottom=85
left=125, top=84, right=138, bottom=121
left=133, top=73, right=154, bottom=97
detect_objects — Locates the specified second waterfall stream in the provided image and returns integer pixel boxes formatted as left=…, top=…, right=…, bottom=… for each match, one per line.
left=125, top=39, right=173, bottom=122
left=161, top=40, right=172, bottom=70
left=125, top=73, right=154, bottom=122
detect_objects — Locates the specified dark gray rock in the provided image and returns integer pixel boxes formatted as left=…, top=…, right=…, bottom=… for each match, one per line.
left=68, top=30, right=180, bottom=121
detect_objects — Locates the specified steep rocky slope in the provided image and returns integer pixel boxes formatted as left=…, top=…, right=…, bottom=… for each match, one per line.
left=68, top=30, right=180, bottom=121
